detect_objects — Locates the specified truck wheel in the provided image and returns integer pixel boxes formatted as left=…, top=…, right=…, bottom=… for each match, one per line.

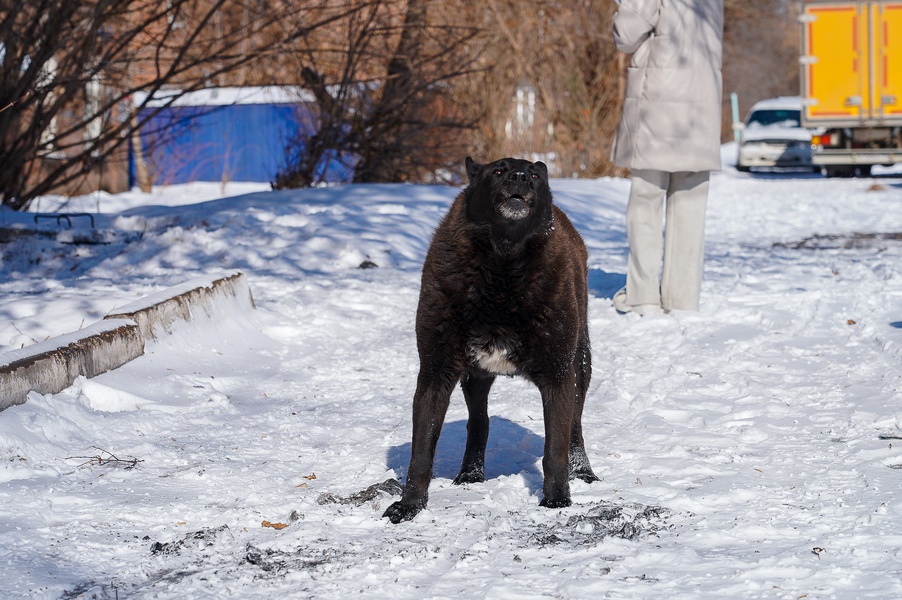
left=736, top=164, right=751, bottom=173
left=825, top=166, right=853, bottom=178
left=856, top=165, right=872, bottom=177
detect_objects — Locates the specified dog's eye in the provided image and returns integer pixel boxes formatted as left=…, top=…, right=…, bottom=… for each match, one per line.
left=493, top=169, right=502, bottom=176
left=531, top=173, right=540, bottom=180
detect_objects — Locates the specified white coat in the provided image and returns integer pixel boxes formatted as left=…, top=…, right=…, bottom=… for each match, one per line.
left=611, top=0, right=724, bottom=172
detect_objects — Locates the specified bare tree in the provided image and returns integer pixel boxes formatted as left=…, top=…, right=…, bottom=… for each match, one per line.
left=453, top=0, right=623, bottom=178
left=0, top=0, right=361, bottom=210
left=273, top=0, right=483, bottom=189
left=274, top=2, right=390, bottom=189
left=723, top=0, right=800, bottom=127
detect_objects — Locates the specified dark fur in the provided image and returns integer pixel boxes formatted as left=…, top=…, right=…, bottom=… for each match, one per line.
left=383, top=157, right=598, bottom=524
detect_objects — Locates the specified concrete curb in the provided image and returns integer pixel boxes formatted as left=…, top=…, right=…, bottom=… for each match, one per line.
left=106, top=271, right=255, bottom=340
left=0, top=271, right=254, bottom=412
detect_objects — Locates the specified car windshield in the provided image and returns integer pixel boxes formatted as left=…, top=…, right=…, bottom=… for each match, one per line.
left=746, top=109, right=801, bottom=128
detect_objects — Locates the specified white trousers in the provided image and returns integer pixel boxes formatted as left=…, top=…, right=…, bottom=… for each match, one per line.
left=625, top=169, right=709, bottom=312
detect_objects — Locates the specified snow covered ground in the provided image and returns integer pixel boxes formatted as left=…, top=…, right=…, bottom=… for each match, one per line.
left=1, top=147, right=902, bottom=598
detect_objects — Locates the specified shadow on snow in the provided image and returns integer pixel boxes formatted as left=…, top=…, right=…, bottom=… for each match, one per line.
left=387, top=416, right=546, bottom=494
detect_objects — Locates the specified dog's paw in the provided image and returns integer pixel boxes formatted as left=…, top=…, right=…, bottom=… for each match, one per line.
left=382, top=501, right=423, bottom=524
left=539, top=496, right=572, bottom=509
left=452, top=468, right=485, bottom=485
left=568, top=449, right=600, bottom=484
left=570, top=469, right=601, bottom=484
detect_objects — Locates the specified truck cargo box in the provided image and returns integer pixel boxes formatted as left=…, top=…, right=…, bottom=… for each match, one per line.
left=800, top=0, right=902, bottom=174
left=802, top=0, right=902, bottom=126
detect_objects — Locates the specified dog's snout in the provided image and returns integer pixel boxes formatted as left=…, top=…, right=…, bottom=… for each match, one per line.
left=508, top=170, right=532, bottom=194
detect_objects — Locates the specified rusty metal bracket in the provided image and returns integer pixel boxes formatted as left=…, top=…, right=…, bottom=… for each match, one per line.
left=33, top=212, right=95, bottom=228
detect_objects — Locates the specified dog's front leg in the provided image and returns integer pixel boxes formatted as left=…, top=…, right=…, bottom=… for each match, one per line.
left=383, top=373, right=455, bottom=524
left=538, top=372, right=576, bottom=509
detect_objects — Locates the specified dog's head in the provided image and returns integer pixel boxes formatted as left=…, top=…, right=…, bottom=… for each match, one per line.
left=463, top=156, right=554, bottom=247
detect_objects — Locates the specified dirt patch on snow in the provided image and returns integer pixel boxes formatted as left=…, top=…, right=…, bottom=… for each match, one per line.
left=774, top=232, right=902, bottom=250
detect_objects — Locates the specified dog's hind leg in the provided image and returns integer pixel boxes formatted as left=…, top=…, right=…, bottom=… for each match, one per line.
left=453, top=371, right=495, bottom=485
left=569, top=337, right=599, bottom=483
left=383, top=373, right=456, bottom=524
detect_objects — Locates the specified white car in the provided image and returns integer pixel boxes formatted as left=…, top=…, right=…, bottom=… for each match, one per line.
left=736, top=97, right=816, bottom=172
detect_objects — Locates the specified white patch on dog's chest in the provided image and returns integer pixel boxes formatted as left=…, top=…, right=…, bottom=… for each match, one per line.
left=469, top=345, right=518, bottom=375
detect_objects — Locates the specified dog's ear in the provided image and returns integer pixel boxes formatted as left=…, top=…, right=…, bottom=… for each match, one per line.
left=465, top=156, right=481, bottom=184
left=534, top=161, right=548, bottom=179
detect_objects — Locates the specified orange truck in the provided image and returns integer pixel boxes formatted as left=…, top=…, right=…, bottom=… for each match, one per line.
left=800, top=0, right=902, bottom=176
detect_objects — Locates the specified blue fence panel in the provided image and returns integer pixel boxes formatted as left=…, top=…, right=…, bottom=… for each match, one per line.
left=130, top=102, right=353, bottom=186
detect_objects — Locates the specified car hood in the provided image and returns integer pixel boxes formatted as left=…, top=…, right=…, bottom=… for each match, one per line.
left=741, top=126, right=811, bottom=143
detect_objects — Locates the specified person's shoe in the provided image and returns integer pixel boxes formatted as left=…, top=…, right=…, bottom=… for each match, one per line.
left=612, top=287, right=663, bottom=316
left=634, top=303, right=664, bottom=316
left=613, top=287, right=629, bottom=313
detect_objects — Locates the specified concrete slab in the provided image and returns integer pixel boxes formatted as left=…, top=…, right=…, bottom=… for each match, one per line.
left=0, top=319, right=144, bottom=411
left=0, top=271, right=255, bottom=412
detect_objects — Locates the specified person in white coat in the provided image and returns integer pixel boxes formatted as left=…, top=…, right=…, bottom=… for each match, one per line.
left=611, top=0, right=724, bottom=315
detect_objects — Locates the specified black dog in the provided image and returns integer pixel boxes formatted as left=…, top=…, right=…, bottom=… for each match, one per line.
left=383, top=157, right=598, bottom=524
